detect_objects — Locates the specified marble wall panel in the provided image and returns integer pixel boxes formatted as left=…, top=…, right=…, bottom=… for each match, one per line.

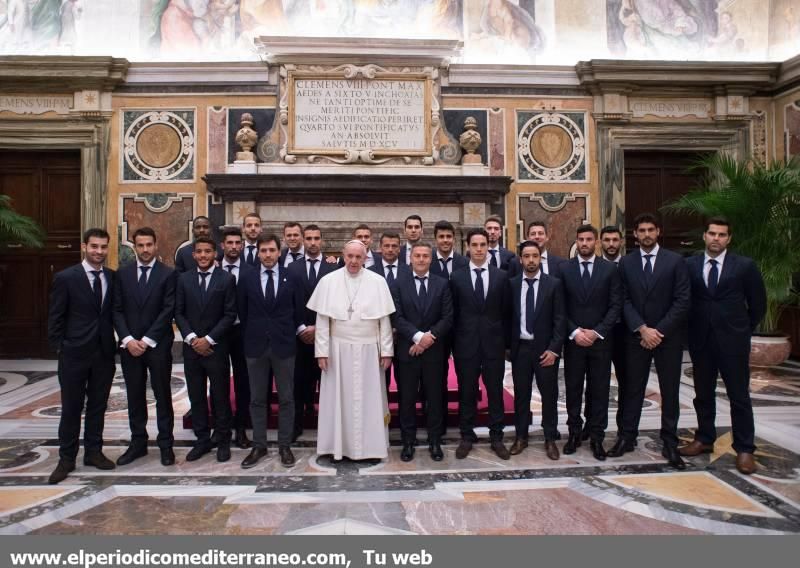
left=120, top=109, right=196, bottom=183
left=517, top=193, right=589, bottom=258
left=785, top=101, right=800, bottom=161
left=488, top=108, right=506, bottom=176
left=517, top=110, right=587, bottom=183
left=119, top=193, right=195, bottom=267
left=207, top=106, right=228, bottom=174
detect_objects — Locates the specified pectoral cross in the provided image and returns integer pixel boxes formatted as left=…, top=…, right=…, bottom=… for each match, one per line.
left=347, top=305, right=355, bottom=319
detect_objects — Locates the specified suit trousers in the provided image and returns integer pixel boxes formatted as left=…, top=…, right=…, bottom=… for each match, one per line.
left=582, top=322, right=628, bottom=432
left=57, top=346, right=115, bottom=462
left=247, top=348, right=295, bottom=448
left=293, top=341, right=321, bottom=430
left=185, top=350, right=232, bottom=445
left=396, top=351, right=445, bottom=443
left=564, top=341, right=611, bottom=442
left=228, top=324, right=251, bottom=429
left=621, top=336, right=682, bottom=448
left=512, top=341, right=560, bottom=441
left=454, top=348, right=506, bottom=442
left=690, top=331, right=755, bottom=454
left=120, top=344, right=174, bottom=449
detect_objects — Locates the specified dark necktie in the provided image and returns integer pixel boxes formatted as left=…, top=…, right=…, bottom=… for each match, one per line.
left=581, top=261, right=591, bottom=292
left=265, top=269, right=275, bottom=305
left=198, top=271, right=210, bottom=304
left=91, top=270, right=103, bottom=307
left=707, top=258, right=719, bottom=295
left=489, top=249, right=499, bottom=268
left=416, top=275, right=428, bottom=310
left=525, top=277, right=537, bottom=334
left=308, top=258, right=318, bottom=287
left=473, top=268, right=485, bottom=308
left=138, top=266, right=150, bottom=292
left=440, top=257, right=451, bottom=278
left=225, top=264, right=235, bottom=275
left=643, top=254, right=653, bottom=285
left=386, top=264, right=396, bottom=284
left=246, top=245, right=255, bottom=265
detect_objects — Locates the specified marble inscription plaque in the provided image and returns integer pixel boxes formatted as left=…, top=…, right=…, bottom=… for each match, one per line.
left=291, top=78, right=428, bottom=154
left=630, top=99, right=712, bottom=119
left=0, top=95, right=72, bottom=115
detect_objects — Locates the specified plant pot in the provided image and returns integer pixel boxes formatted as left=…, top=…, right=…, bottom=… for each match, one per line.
left=777, top=304, right=800, bottom=359
left=750, top=334, right=792, bottom=368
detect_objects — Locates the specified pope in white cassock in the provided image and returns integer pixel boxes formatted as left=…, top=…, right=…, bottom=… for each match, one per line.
left=307, top=240, right=396, bottom=460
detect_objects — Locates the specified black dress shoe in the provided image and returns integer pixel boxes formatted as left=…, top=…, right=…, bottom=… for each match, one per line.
left=116, top=444, right=148, bottom=466
left=544, top=441, right=560, bottom=461
left=429, top=441, right=444, bottom=461
left=590, top=440, right=607, bottom=461
left=160, top=448, right=175, bottom=466
left=580, top=426, right=591, bottom=442
left=563, top=433, right=581, bottom=455
left=217, top=444, right=231, bottom=463
left=400, top=442, right=415, bottom=462
left=186, top=443, right=212, bottom=462
left=662, top=446, right=686, bottom=470
left=491, top=440, right=510, bottom=460
left=235, top=428, right=252, bottom=449
left=84, top=451, right=115, bottom=470
left=606, top=438, right=635, bottom=458
left=241, top=447, right=268, bottom=469
left=279, top=446, right=295, bottom=467
left=455, top=439, right=473, bottom=459
left=509, top=438, right=528, bottom=455
left=48, top=459, right=75, bottom=484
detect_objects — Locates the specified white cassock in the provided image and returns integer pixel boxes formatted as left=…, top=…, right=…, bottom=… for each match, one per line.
left=307, top=268, right=396, bottom=460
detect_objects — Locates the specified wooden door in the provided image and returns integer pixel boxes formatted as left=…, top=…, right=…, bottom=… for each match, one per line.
left=624, top=151, right=706, bottom=252
left=0, top=151, right=82, bottom=358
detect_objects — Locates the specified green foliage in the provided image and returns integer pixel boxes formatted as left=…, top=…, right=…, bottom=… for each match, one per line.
left=0, top=195, right=45, bottom=249
left=661, top=154, right=800, bottom=333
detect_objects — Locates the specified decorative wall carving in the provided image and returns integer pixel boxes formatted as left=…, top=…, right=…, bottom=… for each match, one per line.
left=517, top=193, right=589, bottom=258
left=119, top=193, right=195, bottom=267
left=786, top=101, right=800, bottom=161
left=121, top=109, right=196, bottom=183
left=751, top=110, right=767, bottom=165
left=517, top=111, right=587, bottom=182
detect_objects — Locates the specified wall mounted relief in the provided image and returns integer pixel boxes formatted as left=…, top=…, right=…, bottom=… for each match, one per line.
left=121, top=109, right=196, bottom=183
left=751, top=110, right=767, bottom=166
left=785, top=101, right=800, bottom=161
left=517, top=192, right=590, bottom=258
left=119, top=193, right=195, bottom=267
left=517, top=111, right=587, bottom=183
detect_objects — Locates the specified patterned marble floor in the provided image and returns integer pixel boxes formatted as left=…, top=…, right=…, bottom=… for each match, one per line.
left=0, top=356, right=798, bottom=535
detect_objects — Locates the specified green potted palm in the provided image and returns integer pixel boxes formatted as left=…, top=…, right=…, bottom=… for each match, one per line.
left=0, top=195, right=45, bottom=248
left=661, top=153, right=800, bottom=367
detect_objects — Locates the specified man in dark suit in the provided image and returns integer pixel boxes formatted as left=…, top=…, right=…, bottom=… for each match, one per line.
left=526, top=221, right=566, bottom=278
left=113, top=227, right=177, bottom=468
left=338, top=224, right=382, bottom=269
left=239, top=234, right=305, bottom=468
left=608, top=213, right=690, bottom=470
left=508, top=241, right=566, bottom=460
left=680, top=217, right=767, bottom=475
left=279, top=221, right=305, bottom=268
left=561, top=225, right=623, bottom=461
left=430, top=220, right=468, bottom=280
left=391, top=242, right=453, bottom=462
left=484, top=215, right=520, bottom=277
left=175, top=237, right=237, bottom=463
left=220, top=227, right=255, bottom=449
left=175, top=216, right=222, bottom=272
left=286, top=224, right=338, bottom=441
left=451, top=228, right=512, bottom=460
left=370, top=232, right=412, bottom=284
left=47, top=228, right=117, bottom=484
left=398, top=215, right=423, bottom=266
left=241, top=212, right=262, bottom=267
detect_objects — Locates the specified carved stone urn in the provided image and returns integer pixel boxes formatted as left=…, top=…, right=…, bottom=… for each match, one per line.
left=235, top=113, right=258, bottom=161
left=459, top=116, right=482, bottom=165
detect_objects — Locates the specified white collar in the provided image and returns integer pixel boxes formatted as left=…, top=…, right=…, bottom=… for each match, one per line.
left=436, top=251, right=454, bottom=261
left=704, top=249, right=727, bottom=264
left=197, top=265, right=216, bottom=275
left=640, top=244, right=660, bottom=257
left=82, top=260, right=103, bottom=273
left=413, top=271, right=431, bottom=279
left=136, top=258, right=156, bottom=269
left=222, top=258, right=240, bottom=269
left=469, top=260, right=489, bottom=271
left=383, top=258, right=399, bottom=268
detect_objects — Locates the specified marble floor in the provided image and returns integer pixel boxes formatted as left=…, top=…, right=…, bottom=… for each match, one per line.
left=0, top=357, right=798, bottom=535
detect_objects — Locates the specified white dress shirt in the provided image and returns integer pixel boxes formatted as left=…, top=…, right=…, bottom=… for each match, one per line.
left=221, top=258, right=242, bottom=283
left=519, top=273, right=539, bottom=340
left=640, top=243, right=660, bottom=270
left=364, top=250, right=376, bottom=268
left=703, top=248, right=727, bottom=286
left=82, top=259, right=108, bottom=301
left=185, top=265, right=218, bottom=345
left=120, top=258, right=158, bottom=349
left=382, top=258, right=399, bottom=279
left=569, top=256, right=604, bottom=341
left=540, top=251, right=551, bottom=274
left=243, top=241, right=258, bottom=263
left=260, top=264, right=280, bottom=296
left=283, top=246, right=305, bottom=267
left=411, top=271, right=432, bottom=344
left=468, top=260, right=490, bottom=298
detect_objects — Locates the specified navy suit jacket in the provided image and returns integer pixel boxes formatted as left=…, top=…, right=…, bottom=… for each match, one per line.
left=542, top=252, right=567, bottom=279
left=287, top=255, right=339, bottom=326
left=561, top=256, right=623, bottom=342
left=238, top=265, right=304, bottom=359
left=48, top=263, right=116, bottom=357
left=174, top=243, right=223, bottom=273
left=450, top=264, right=511, bottom=358
left=278, top=248, right=307, bottom=268
left=112, top=260, right=176, bottom=350
left=619, top=247, right=690, bottom=338
left=509, top=272, right=566, bottom=359
left=429, top=252, right=469, bottom=280
left=175, top=268, right=237, bottom=359
left=369, top=261, right=412, bottom=289
left=686, top=252, right=767, bottom=353
left=391, top=272, right=454, bottom=362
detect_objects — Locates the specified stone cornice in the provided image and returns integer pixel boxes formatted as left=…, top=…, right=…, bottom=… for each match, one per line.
left=125, top=61, right=271, bottom=86
left=576, top=59, right=779, bottom=96
left=0, top=56, right=128, bottom=93
left=446, top=64, right=579, bottom=88
left=775, top=54, right=800, bottom=94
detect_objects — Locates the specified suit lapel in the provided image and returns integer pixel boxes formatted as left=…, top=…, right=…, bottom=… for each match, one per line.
left=140, top=262, right=158, bottom=306
left=100, top=267, right=112, bottom=312
left=585, top=257, right=602, bottom=300
left=532, top=274, right=547, bottom=320
left=647, top=249, right=667, bottom=291
left=76, top=265, right=100, bottom=311
left=716, top=253, right=734, bottom=291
